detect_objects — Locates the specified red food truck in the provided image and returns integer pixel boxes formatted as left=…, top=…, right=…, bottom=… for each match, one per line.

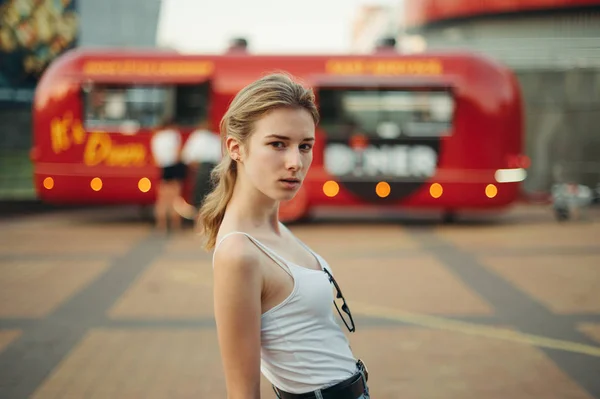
left=31, top=48, right=527, bottom=222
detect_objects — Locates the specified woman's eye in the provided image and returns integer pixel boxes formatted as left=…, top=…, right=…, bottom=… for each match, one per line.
left=270, top=141, right=285, bottom=149
left=300, top=144, right=313, bottom=152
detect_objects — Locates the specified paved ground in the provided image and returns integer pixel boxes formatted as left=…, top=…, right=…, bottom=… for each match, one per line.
left=0, top=204, right=599, bottom=398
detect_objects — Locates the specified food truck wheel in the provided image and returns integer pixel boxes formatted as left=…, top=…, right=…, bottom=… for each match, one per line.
left=442, top=211, right=457, bottom=224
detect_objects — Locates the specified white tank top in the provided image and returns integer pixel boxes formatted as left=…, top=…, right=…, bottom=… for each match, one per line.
left=214, top=229, right=357, bottom=394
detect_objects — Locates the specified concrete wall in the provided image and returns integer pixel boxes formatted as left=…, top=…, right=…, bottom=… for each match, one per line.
left=516, top=68, right=600, bottom=193
left=78, top=0, right=162, bottom=48
left=416, top=11, right=600, bottom=69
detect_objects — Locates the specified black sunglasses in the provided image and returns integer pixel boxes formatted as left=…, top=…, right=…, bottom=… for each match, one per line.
left=323, top=268, right=355, bottom=333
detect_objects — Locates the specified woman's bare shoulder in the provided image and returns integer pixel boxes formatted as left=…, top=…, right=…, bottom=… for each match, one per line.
left=213, top=233, right=262, bottom=276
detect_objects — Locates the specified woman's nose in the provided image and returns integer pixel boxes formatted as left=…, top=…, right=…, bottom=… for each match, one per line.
left=286, top=148, right=302, bottom=171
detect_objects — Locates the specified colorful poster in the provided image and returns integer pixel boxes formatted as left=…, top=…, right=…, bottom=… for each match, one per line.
left=0, top=0, right=78, bottom=107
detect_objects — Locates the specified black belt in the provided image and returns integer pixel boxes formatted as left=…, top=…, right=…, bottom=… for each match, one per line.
left=273, top=360, right=368, bottom=399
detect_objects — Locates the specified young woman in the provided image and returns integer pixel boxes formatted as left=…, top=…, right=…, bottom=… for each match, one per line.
left=199, top=73, right=370, bottom=399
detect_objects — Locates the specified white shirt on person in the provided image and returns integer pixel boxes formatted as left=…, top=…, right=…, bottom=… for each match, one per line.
left=151, top=128, right=181, bottom=167
left=181, top=129, right=222, bottom=165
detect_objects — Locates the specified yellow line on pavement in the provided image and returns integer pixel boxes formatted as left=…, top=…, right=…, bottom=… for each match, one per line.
left=352, top=302, right=600, bottom=357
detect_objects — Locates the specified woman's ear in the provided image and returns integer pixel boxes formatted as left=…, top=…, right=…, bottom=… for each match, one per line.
left=225, top=136, right=241, bottom=162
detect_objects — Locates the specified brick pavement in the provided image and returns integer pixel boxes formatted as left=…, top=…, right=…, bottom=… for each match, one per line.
left=0, top=205, right=599, bottom=398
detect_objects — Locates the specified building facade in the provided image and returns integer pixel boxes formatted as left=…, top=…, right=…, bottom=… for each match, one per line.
left=78, top=0, right=161, bottom=48
left=350, top=4, right=402, bottom=53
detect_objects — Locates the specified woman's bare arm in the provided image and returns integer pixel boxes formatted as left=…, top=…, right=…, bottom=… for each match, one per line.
left=213, top=235, right=263, bottom=399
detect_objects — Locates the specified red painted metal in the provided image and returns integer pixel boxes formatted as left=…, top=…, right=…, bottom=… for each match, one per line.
left=32, top=48, right=525, bottom=219
left=404, top=0, right=600, bottom=28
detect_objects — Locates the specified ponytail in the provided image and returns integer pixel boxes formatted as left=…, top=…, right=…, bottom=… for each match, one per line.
left=198, top=156, right=236, bottom=250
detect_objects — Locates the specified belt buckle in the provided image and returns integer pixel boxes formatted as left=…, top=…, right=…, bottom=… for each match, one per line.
left=357, top=358, right=368, bottom=382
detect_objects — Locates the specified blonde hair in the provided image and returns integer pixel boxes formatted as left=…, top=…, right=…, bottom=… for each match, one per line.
left=199, top=73, right=319, bottom=250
